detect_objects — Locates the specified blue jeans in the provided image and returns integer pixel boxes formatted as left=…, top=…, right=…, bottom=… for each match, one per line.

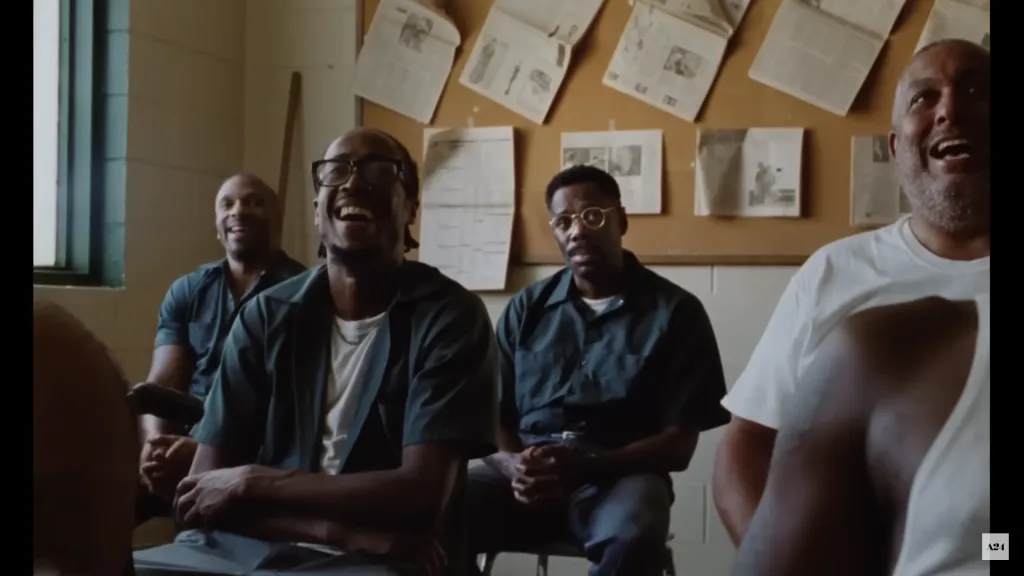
left=466, top=436, right=671, bottom=576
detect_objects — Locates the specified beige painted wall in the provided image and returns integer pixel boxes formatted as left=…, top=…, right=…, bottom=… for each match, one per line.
left=34, top=1, right=798, bottom=573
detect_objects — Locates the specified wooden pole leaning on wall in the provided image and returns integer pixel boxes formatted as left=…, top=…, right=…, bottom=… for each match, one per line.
left=278, top=71, right=303, bottom=224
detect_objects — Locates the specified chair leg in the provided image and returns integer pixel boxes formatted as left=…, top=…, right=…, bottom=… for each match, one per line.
left=536, top=553, right=549, bottom=576
left=477, top=552, right=497, bottom=575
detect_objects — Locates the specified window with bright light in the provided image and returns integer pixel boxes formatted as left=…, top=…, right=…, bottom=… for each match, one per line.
left=34, top=0, right=61, bottom=267
left=34, top=0, right=127, bottom=287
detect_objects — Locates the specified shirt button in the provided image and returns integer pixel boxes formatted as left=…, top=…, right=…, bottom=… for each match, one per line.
left=579, top=360, right=587, bottom=367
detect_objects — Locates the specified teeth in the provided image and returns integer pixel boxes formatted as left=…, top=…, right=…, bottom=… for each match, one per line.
left=937, top=138, right=970, bottom=153
left=336, top=206, right=372, bottom=218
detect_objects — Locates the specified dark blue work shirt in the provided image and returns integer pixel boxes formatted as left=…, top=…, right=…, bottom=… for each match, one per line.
left=496, top=251, right=730, bottom=451
left=192, top=261, right=499, bottom=573
left=154, top=251, right=307, bottom=400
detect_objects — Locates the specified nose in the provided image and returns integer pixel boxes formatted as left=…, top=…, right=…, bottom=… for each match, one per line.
left=567, top=217, right=588, bottom=243
left=934, top=88, right=960, bottom=127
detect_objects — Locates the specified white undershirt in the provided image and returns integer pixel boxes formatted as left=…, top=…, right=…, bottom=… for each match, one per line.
left=581, top=296, right=618, bottom=314
left=297, top=311, right=385, bottom=556
left=319, top=312, right=386, bottom=475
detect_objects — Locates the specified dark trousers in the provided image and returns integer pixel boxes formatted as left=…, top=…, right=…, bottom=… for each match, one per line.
left=465, top=465, right=671, bottom=576
left=135, top=487, right=173, bottom=527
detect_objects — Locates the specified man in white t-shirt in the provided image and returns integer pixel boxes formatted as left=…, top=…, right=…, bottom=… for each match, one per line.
left=712, top=38, right=990, bottom=547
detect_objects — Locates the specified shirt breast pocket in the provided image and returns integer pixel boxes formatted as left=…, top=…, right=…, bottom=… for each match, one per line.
left=513, top=347, right=572, bottom=414
left=578, top=353, right=648, bottom=405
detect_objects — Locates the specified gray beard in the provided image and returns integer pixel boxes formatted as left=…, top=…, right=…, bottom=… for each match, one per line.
left=900, top=173, right=989, bottom=236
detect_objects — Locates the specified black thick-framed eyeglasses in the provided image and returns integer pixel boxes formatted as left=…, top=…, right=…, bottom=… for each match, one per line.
left=311, top=157, right=404, bottom=189
left=549, top=206, right=618, bottom=232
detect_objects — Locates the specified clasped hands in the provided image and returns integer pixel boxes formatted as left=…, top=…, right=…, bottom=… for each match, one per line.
left=169, top=465, right=446, bottom=574
left=139, top=434, right=198, bottom=498
left=510, top=444, right=590, bottom=505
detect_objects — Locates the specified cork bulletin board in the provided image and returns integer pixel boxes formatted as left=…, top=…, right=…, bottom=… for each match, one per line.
left=361, top=0, right=938, bottom=265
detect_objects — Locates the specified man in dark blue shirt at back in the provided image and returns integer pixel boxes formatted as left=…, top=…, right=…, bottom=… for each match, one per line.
left=466, top=165, right=730, bottom=576
left=136, top=173, right=306, bottom=523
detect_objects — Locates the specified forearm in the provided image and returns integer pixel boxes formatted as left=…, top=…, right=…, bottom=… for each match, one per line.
left=140, top=414, right=184, bottom=438
left=220, top=512, right=344, bottom=547
left=482, top=428, right=524, bottom=477
left=713, top=445, right=771, bottom=546
left=253, top=469, right=435, bottom=532
left=585, top=428, right=695, bottom=481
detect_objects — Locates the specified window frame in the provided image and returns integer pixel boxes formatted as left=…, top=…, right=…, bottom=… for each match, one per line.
left=34, top=0, right=119, bottom=287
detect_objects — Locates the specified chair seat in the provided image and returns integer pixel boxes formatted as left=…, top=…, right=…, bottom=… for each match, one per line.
left=478, top=533, right=676, bottom=575
left=500, top=540, right=585, bottom=558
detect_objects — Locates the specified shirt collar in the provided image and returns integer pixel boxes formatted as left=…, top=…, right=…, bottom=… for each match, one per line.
left=544, top=250, right=644, bottom=308
left=283, top=259, right=450, bottom=305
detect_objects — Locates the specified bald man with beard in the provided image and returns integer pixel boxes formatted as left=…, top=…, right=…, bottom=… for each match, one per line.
left=713, top=38, right=990, bottom=547
left=136, top=174, right=306, bottom=524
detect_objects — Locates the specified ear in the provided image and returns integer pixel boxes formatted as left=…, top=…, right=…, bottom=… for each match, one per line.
left=888, top=132, right=897, bottom=156
left=618, top=207, right=628, bottom=236
left=313, top=199, right=321, bottom=232
left=405, top=198, right=420, bottom=227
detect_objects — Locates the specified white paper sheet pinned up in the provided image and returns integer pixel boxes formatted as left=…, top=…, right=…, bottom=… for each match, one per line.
left=418, top=127, right=516, bottom=291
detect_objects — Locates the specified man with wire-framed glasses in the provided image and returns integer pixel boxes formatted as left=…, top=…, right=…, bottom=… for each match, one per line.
left=465, top=165, right=730, bottom=576
left=133, top=128, right=499, bottom=576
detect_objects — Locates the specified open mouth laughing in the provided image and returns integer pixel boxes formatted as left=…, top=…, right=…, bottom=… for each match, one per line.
left=927, top=135, right=985, bottom=173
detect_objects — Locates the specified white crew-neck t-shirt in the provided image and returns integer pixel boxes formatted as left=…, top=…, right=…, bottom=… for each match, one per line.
left=723, top=216, right=990, bottom=429
left=891, top=293, right=990, bottom=576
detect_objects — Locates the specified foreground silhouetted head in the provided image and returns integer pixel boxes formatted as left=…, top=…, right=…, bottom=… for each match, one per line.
left=34, top=299, right=137, bottom=575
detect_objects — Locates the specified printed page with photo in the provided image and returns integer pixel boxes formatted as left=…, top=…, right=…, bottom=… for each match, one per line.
left=353, top=0, right=461, bottom=123
left=603, top=1, right=733, bottom=123
left=849, top=134, right=907, bottom=226
left=694, top=128, right=804, bottom=218
left=560, top=129, right=664, bottom=214
left=458, top=0, right=605, bottom=124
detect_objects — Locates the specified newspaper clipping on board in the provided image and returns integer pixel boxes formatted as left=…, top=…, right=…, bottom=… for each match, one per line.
left=915, top=0, right=990, bottom=52
left=458, top=0, right=606, bottom=124
left=748, top=0, right=907, bottom=117
left=694, top=127, right=804, bottom=218
left=603, top=1, right=752, bottom=123
left=560, top=130, right=664, bottom=215
left=353, top=0, right=460, bottom=123
left=849, top=134, right=910, bottom=227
